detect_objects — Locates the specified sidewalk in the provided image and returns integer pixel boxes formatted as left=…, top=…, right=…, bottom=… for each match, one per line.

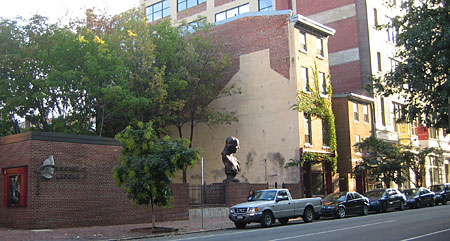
left=0, top=217, right=237, bottom=241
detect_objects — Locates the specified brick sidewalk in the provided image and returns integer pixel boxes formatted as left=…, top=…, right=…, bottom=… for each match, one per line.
left=0, top=217, right=237, bottom=241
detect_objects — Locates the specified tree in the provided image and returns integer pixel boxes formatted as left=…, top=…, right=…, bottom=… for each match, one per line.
left=113, top=122, right=200, bottom=228
left=402, top=147, right=441, bottom=187
left=372, top=0, right=450, bottom=129
left=0, top=15, right=125, bottom=136
left=149, top=19, right=237, bottom=183
left=354, top=136, right=407, bottom=188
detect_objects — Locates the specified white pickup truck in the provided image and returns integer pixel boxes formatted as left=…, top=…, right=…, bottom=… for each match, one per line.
left=229, top=189, right=322, bottom=228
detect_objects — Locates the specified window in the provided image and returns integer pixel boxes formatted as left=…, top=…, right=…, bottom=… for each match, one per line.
left=316, top=37, right=324, bottom=57
left=181, top=18, right=206, bottom=33
left=353, top=102, right=359, bottom=122
left=301, top=67, right=310, bottom=92
left=428, top=127, right=438, bottom=139
left=377, top=52, right=382, bottom=72
left=146, top=0, right=170, bottom=23
left=380, top=97, right=386, bottom=126
left=304, top=116, right=312, bottom=145
left=319, top=72, right=326, bottom=95
left=393, top=103, right=402, bottom=132
left=322, top=119, right=329, bottom=147
left=374, top=8, right=378, bottom=26
left=215, top=4, right=249, bottom=22
left=259, top=0, right=273, bottom=12
left=3, top=166, right=28, bottom=207
left=355, top=135, right=361, bottom=144
left=299, top=31, right=307, bottom=52
left=178, top=0, right=205, bottom=12
left=363, top=104, right=369, bottom=123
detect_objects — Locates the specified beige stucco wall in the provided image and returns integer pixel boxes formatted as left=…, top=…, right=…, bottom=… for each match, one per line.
left=173, top=49, right=301, bottom=185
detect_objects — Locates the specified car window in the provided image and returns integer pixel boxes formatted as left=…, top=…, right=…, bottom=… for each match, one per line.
left=347, top=193, right=354, bottom=200
left=353, top=192, right=362, bottom=199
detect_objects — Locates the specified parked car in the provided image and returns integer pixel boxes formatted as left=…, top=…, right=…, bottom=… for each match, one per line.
left=228, top=189, right=322, bottom=228
left=428, top=183, right=450, bottom=205
left=365, top=188, right=406, bottom=213
left=321, top=191, right=369, bottom=219
left=403, top=187, right=435, bottom=208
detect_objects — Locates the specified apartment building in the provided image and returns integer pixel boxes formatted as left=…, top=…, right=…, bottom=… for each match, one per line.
left=300, top=0, right=450, bottom=188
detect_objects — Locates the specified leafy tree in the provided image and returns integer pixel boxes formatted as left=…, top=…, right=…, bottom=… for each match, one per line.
left=373, top=0, right=450, bottom=129
left=0, top=15, right=125, bottom=136
left=113, top=122, right=200, bottom=228
left=149, top=19, right=237, bottom=183
left=402, top=147, right=441, bottom=187
left=354, top=136, right=407, bottom=188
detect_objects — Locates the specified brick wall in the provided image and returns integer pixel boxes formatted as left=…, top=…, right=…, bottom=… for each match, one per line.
left=0, top=132, right=189, bottom=229
left=210, top=14, right=291, bottom=83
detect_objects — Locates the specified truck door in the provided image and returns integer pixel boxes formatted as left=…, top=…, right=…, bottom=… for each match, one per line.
left=273, top=190, right=293, bottom=218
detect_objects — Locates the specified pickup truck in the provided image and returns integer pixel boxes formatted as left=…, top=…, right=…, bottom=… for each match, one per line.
left=229, top=189, right=322, bottom=228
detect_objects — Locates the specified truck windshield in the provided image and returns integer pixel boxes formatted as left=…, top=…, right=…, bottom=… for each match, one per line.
left=253, top=190, right=277, bottom=201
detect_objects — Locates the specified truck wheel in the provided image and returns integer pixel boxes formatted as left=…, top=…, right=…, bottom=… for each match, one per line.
left=303, top=207, right=314, bottom=223
left=235, top=222, right=246, bottom=229
left=261, top=211, right=274, bottom=227
left=279, top=218, right=289, bottom=225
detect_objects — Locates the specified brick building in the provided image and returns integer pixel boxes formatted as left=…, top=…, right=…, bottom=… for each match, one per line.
left=0, top=132, right=189, bottom=229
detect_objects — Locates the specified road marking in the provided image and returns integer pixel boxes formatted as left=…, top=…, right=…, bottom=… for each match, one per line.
left=267, top=220, right=396, bottom=241
left=171, top=220, right=395, bottom=241
left=400, top=228, right=450, bottom=241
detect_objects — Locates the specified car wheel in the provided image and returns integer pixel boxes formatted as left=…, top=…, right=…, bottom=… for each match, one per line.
left=381, top=202, right=387, bottom=213
left=279, top=218, right=289, bottom=225
left=361, top=205, right=369, bottom=216
left=442, top=197, right=447, bottom=205
left=303, top=207, right=314, bottom=223
left=399, top=201, right=405, bottom=211
left=336, top=207, right=346, bottom=219
left=430, top=199, right=435, bottom=207
left=235, top=222, right=246, bottom=229
left=261, top=211, right=274, bottom=227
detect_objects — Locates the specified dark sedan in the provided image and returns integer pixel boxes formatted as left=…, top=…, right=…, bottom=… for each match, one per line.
left=321, top=191, right=369, bottom=219
left=365, top=188, right=406, bottom=213
left=429, top=183, right=450, bottom=205
left=403, top=187, right=435, bottom=208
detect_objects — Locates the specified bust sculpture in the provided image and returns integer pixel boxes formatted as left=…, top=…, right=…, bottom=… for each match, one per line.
left=222, top=136, right=241, bottom=183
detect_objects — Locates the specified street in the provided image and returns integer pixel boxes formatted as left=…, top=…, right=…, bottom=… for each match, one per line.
left=148, top=205, right=450, bottom=241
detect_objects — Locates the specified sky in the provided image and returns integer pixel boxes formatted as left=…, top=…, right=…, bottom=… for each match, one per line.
left=0, top=0, right=139, bottom=24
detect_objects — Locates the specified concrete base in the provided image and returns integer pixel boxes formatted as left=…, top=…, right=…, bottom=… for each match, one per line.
left=189, top=207, right=230, bottom=222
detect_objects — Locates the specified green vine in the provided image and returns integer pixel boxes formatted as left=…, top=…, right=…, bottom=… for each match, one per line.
left=286, top=62, right=337, bottom=171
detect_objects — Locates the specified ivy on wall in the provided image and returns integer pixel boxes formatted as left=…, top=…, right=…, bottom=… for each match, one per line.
left=286, top=63, right=337, bottom=171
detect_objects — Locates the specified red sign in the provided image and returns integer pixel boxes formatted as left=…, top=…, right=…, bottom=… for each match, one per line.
left=417, top=127, right=429, bottom=140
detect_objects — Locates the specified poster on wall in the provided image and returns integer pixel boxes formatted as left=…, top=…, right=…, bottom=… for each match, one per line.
left=3, top=166, right=27, bottom=207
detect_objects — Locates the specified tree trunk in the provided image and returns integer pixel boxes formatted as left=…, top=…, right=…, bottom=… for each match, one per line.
left=151, top=197, right=156, bottom=229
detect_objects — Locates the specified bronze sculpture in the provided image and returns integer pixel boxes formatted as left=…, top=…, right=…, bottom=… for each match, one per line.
left=222, top=136, right=241, bottom=183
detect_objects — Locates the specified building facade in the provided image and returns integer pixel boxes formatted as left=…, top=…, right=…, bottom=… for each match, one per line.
left=160, top=11, right=336, bottom=196
left=300, top=0, right=450, bottom=189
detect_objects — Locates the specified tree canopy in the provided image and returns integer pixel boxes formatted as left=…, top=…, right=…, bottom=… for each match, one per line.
left=0, top=8, right=235, bottom=138
left=373, top=0, right=450, bottom=129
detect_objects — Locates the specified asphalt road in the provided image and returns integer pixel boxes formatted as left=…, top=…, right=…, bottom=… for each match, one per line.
left=148, top=204, right=450, bottom=241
